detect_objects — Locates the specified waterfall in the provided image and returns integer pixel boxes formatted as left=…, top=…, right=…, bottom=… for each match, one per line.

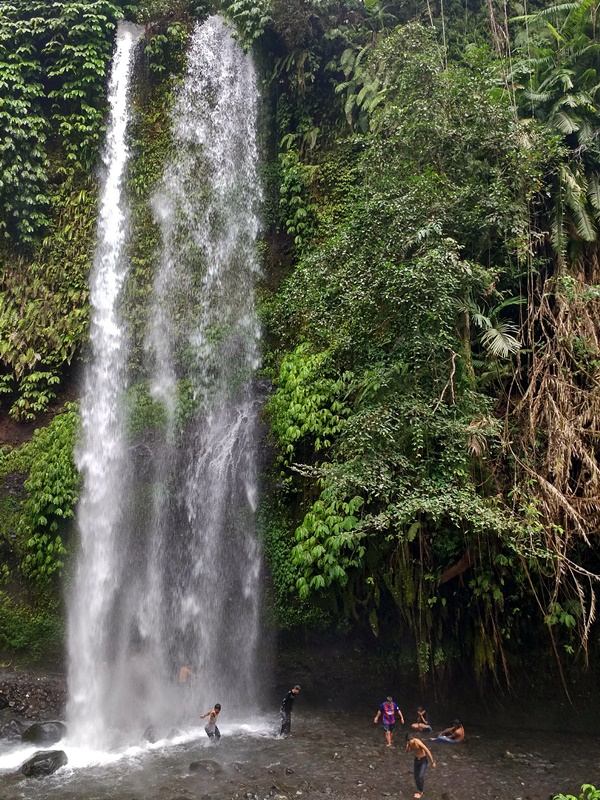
left=146, top=15, right=263, bottom=717
left=67, top=21, right=141, bottom=748
left=67, top=16, right=263, bottom=749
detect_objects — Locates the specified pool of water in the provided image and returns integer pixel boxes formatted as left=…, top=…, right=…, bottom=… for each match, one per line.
left=0, top=711, right=597, bottom=800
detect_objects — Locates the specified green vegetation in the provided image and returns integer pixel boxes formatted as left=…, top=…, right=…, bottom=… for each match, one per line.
left=0, top=406, right=80, bottom=586
left=259, top=0, right=600, bottom=684
left=0, top=593, right=64, bottom=666
left=554, top=786, right=600, bottom=800
left=0, top=0, right=599, bottom=680
left=0, top=0, right=122, bottom=418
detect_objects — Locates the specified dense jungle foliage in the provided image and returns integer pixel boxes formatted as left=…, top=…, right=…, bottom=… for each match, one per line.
left=0, top=0, right=599, bottom=687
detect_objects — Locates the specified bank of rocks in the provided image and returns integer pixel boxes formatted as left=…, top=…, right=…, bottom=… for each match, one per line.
left=0, top=671, right=66, bottom=728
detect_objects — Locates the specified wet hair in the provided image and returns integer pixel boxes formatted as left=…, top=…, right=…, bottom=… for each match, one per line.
left=406, top=733, right=415, bottom=741
left=214, top=703, right=222, bottom=710
left=417, top=705, right=425, bottom=712
left=293, top=684, right=301, bottom=691
left=452, top=719, right=461, bottom=726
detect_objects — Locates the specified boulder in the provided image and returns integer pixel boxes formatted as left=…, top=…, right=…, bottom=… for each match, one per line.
left=189, top=759, right=223, bottom=775
left=21, top=749, right=68, bottom=777
left=142, top=725, right=157, bottom=743
left=1, top=718, right=27, bottom=741
left=21, top=721, right=66, bottom=746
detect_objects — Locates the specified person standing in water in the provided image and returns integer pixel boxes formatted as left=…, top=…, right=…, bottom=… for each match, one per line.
left=279, top=684, right=301, bottom=737
left=406, top=733, right=436, bottom=798
left=200, top=703, right=221, bottom=740
left=374, top=695, right=404, bottom=747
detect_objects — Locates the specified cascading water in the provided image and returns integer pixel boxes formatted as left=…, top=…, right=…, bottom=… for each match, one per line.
left=145, top=15, right=264, bottom=717
left=67, top=21, right=142, bottom=749
left=67, top=16, right=263, bottom=750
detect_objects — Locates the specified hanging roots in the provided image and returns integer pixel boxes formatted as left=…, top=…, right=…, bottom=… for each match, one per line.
left=507, top=249, right=600, bottom=661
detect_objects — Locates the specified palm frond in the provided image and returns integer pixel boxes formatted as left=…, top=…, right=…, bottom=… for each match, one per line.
left=587, top=174, right=600, bottom=216
left=480, top=322, right=521, bottom=358
left=571, top=204, right=597, bottom=240
left=472, top=311, right=492, bottom=330
left=553, top=110, right=580, bottom=133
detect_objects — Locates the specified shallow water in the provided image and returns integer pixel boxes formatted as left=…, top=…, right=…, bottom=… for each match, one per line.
left=0, top=712, right=597, bottom=800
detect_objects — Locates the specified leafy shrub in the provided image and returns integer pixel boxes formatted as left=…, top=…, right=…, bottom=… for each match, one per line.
left=554, top=786, right=600, bottom=800
left=0, top=592, right=64, bottom=666
left=0, top=406, right=81, bottom=586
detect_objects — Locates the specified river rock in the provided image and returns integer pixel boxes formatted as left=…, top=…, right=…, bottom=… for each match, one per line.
left=21, top=720, right=66, bottom=745
left=143, top=725, right=157, bottom=743
left=21, top=749, right=68, bottom=776
left=189, top=759, right=223, bottom=774
left=0, top=693, right=8, bottom=710
left=1, top=718, right=27, bottom=741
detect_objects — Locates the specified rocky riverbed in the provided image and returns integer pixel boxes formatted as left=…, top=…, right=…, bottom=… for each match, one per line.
left=0, top=664, right=597, bottom=800
left=0, top=709, right=597, bottom=800
left=0, top=671, right=66, bottom=722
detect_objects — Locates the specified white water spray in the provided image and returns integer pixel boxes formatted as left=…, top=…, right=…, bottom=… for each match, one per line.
left=67, top=22, right=142, bottom=748
left=144, top=14, right=264, bottom=719
left=67, top=17, right=263, bottom=749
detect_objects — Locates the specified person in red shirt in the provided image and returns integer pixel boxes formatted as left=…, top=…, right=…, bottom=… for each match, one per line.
left=374, top=696, right=404, bottom=747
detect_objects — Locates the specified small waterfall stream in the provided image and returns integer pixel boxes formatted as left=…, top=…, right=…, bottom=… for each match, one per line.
left=67, top=16, right=263, bottom=750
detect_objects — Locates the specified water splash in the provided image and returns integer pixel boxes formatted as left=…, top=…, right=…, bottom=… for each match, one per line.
left=67, top=16, right=263, bottom=749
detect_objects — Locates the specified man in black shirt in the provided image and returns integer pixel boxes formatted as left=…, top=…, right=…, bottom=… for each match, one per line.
left=279, top=684, right=301, bottom=737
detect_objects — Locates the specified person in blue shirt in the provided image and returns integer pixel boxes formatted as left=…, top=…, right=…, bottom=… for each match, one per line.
left=374, top=695, right=404, bottom=747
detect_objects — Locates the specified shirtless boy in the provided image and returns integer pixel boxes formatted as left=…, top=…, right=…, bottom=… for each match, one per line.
left=406, top=733, right=436, bottom=798
left=430, top=719, right=464, bottom=743
left=200, top=703, right=221, bottom=740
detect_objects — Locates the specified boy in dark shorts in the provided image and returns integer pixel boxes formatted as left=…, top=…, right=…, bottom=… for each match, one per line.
left=374, top=696, right=404, bottom=747
left=406, top=733, right=436, bottom=798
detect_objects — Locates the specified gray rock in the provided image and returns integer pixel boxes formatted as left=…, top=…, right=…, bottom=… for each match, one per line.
left=142, top=725, right=157, bottom=743
left=21, top=749, right=68, bottom=776
left=21, top=721, right=66, bottom=746
left=189, top=759, right=223, bottom=775
left=0, top=718, right=27, bottom=741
